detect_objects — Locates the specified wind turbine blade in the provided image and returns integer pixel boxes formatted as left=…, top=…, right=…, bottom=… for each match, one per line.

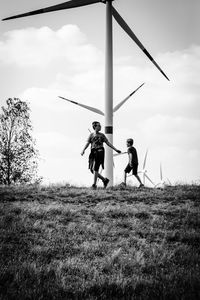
left=112, top=7, right=169, bottom=81
left=160, top=163, right=163, bottom=181
left=145, top=174, right=155, bottom=186
left=113, top=83, right=145, bottom=113
left=143, top=173, right=145, bottom=185
left=167, top=178, right=172, bottom=185
left=2, top=0, right=101, bottom=21
left=143, top=149, right=148, bottom=169
left=58, top=96, right=104, bottom=116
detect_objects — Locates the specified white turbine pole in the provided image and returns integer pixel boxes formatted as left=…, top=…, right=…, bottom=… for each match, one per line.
left=105, top=0, right=113, bottom=186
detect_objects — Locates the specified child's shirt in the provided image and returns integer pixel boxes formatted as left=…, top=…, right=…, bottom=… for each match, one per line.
left=128, top=146, right=138, bottom=164
left=87, top=132, right=108, bottom=149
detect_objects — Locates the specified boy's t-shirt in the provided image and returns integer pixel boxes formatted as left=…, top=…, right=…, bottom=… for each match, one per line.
left=87, top=132, right=108, bottom=149
left=128, top=146, right=138, bottom=165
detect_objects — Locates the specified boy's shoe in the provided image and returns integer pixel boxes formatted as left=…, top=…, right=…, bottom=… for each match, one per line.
left=103, top=178, right=109, bottom=188
left=91, top=184, right=97, bottom=190
left=139, top=183, right=144, bottom=188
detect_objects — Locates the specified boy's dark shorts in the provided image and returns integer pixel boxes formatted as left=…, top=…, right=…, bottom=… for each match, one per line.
left=125, top=163, right=138, bottom=176
left=89, top=147, right=105, bottom=173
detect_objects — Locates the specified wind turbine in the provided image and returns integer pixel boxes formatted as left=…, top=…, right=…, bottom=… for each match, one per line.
left=135, top=149, right=155, bottom=187
left=155, top=163, right=171, bottom=188
left=2, top=0, right=169, bottom=186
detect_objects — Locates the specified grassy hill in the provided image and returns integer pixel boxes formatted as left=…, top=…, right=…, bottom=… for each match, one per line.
left=0, top=184, right=200, bottom=299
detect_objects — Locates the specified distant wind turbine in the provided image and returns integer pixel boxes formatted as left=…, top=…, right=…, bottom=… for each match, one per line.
left=137, top=150, right=155, bottom=187
left=2, top=0, right=169, bottom=186
left=155, top=163, right=171, bottom=188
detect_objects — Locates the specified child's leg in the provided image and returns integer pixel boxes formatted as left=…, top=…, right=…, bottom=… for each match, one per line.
left=93, top=171, right=99, bottom=186
left=134, top=174, right=143, bottom=185
left=91, top=171, right=109, bottom=189
left=93, top=168, right=106, bottom=186
left=124, top=171, right=127, bottom=185
left=98, top=173, right=105, bottom=182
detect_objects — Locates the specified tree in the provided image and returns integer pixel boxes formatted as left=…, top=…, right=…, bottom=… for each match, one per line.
left=0, top=98, right=40, bottom=185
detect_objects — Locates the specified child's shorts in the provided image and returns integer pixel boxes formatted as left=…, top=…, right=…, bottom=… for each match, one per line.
left=89, top=147, right=105, bottom=173
left=124, top=163, right=138, bottom=176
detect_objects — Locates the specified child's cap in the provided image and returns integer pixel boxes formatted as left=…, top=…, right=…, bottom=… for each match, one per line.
left=127, top=138, right=133, bottom=145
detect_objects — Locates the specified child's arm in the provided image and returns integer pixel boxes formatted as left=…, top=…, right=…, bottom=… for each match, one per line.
left=81, top=133, right=92, bottom=155
left=129, top=152, right=133, bottom=167
left=105, top=140, right=121, bottom=153
left=81, top=141, right=90, bottom=156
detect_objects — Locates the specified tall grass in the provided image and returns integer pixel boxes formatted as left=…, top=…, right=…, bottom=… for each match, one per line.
left=0, top=184, right=200, bottom=299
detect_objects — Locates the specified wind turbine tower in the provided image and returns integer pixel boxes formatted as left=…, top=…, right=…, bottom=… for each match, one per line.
left=2, top=0, right=169, bottom=186
left=105, top=0, right=114, bottom=186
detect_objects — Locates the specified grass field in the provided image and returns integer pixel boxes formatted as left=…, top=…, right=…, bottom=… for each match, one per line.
left=0, top=183, right=200, bottom=299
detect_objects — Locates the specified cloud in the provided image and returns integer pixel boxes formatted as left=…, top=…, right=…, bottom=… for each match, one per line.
left=137, top=114, right=200, bottom=149
left=35, top=131, right=81, bottom=160
left=52, top=69, right=105, bottom=107
left=20, top=87, right=70, bottom=112
left=0, top=25, right=103, bottom=69
left=34, top=130, right=92, bottom=185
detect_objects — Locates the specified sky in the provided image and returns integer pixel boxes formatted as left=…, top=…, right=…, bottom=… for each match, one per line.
left=0, top=0, right=200, bottom=187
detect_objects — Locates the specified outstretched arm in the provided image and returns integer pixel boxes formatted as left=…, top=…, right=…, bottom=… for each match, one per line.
left=81, top=141, right=90, bottom=156
left=105, top=140, right=121, bottom=153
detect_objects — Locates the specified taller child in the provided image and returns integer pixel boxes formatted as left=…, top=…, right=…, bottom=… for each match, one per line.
left=81, top=121, right=121, bottom=189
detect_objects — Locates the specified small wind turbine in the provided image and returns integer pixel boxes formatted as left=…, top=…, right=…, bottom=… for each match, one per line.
left=155, top=163, right=171, bottom=188
left=2, top=0, right=169, bottom=186
left=133, top=149, right=155, bottom=187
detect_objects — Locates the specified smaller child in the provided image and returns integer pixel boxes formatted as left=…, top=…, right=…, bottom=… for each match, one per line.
left=123, top=138, right=144, bottom=188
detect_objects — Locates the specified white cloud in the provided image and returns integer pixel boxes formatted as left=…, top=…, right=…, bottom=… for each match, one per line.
left=20, top=87, right=71, bottom=112
left=36, top=131, right=73, bottom=153
left=52, top=69, right=105, bottom=107
left=0, top=25, right=103, bottom=69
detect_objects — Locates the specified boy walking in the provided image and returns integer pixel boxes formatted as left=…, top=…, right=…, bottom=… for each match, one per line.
left=81, top=121, right=121, bottom=189
left=122, top=138, right=144, bottom=188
